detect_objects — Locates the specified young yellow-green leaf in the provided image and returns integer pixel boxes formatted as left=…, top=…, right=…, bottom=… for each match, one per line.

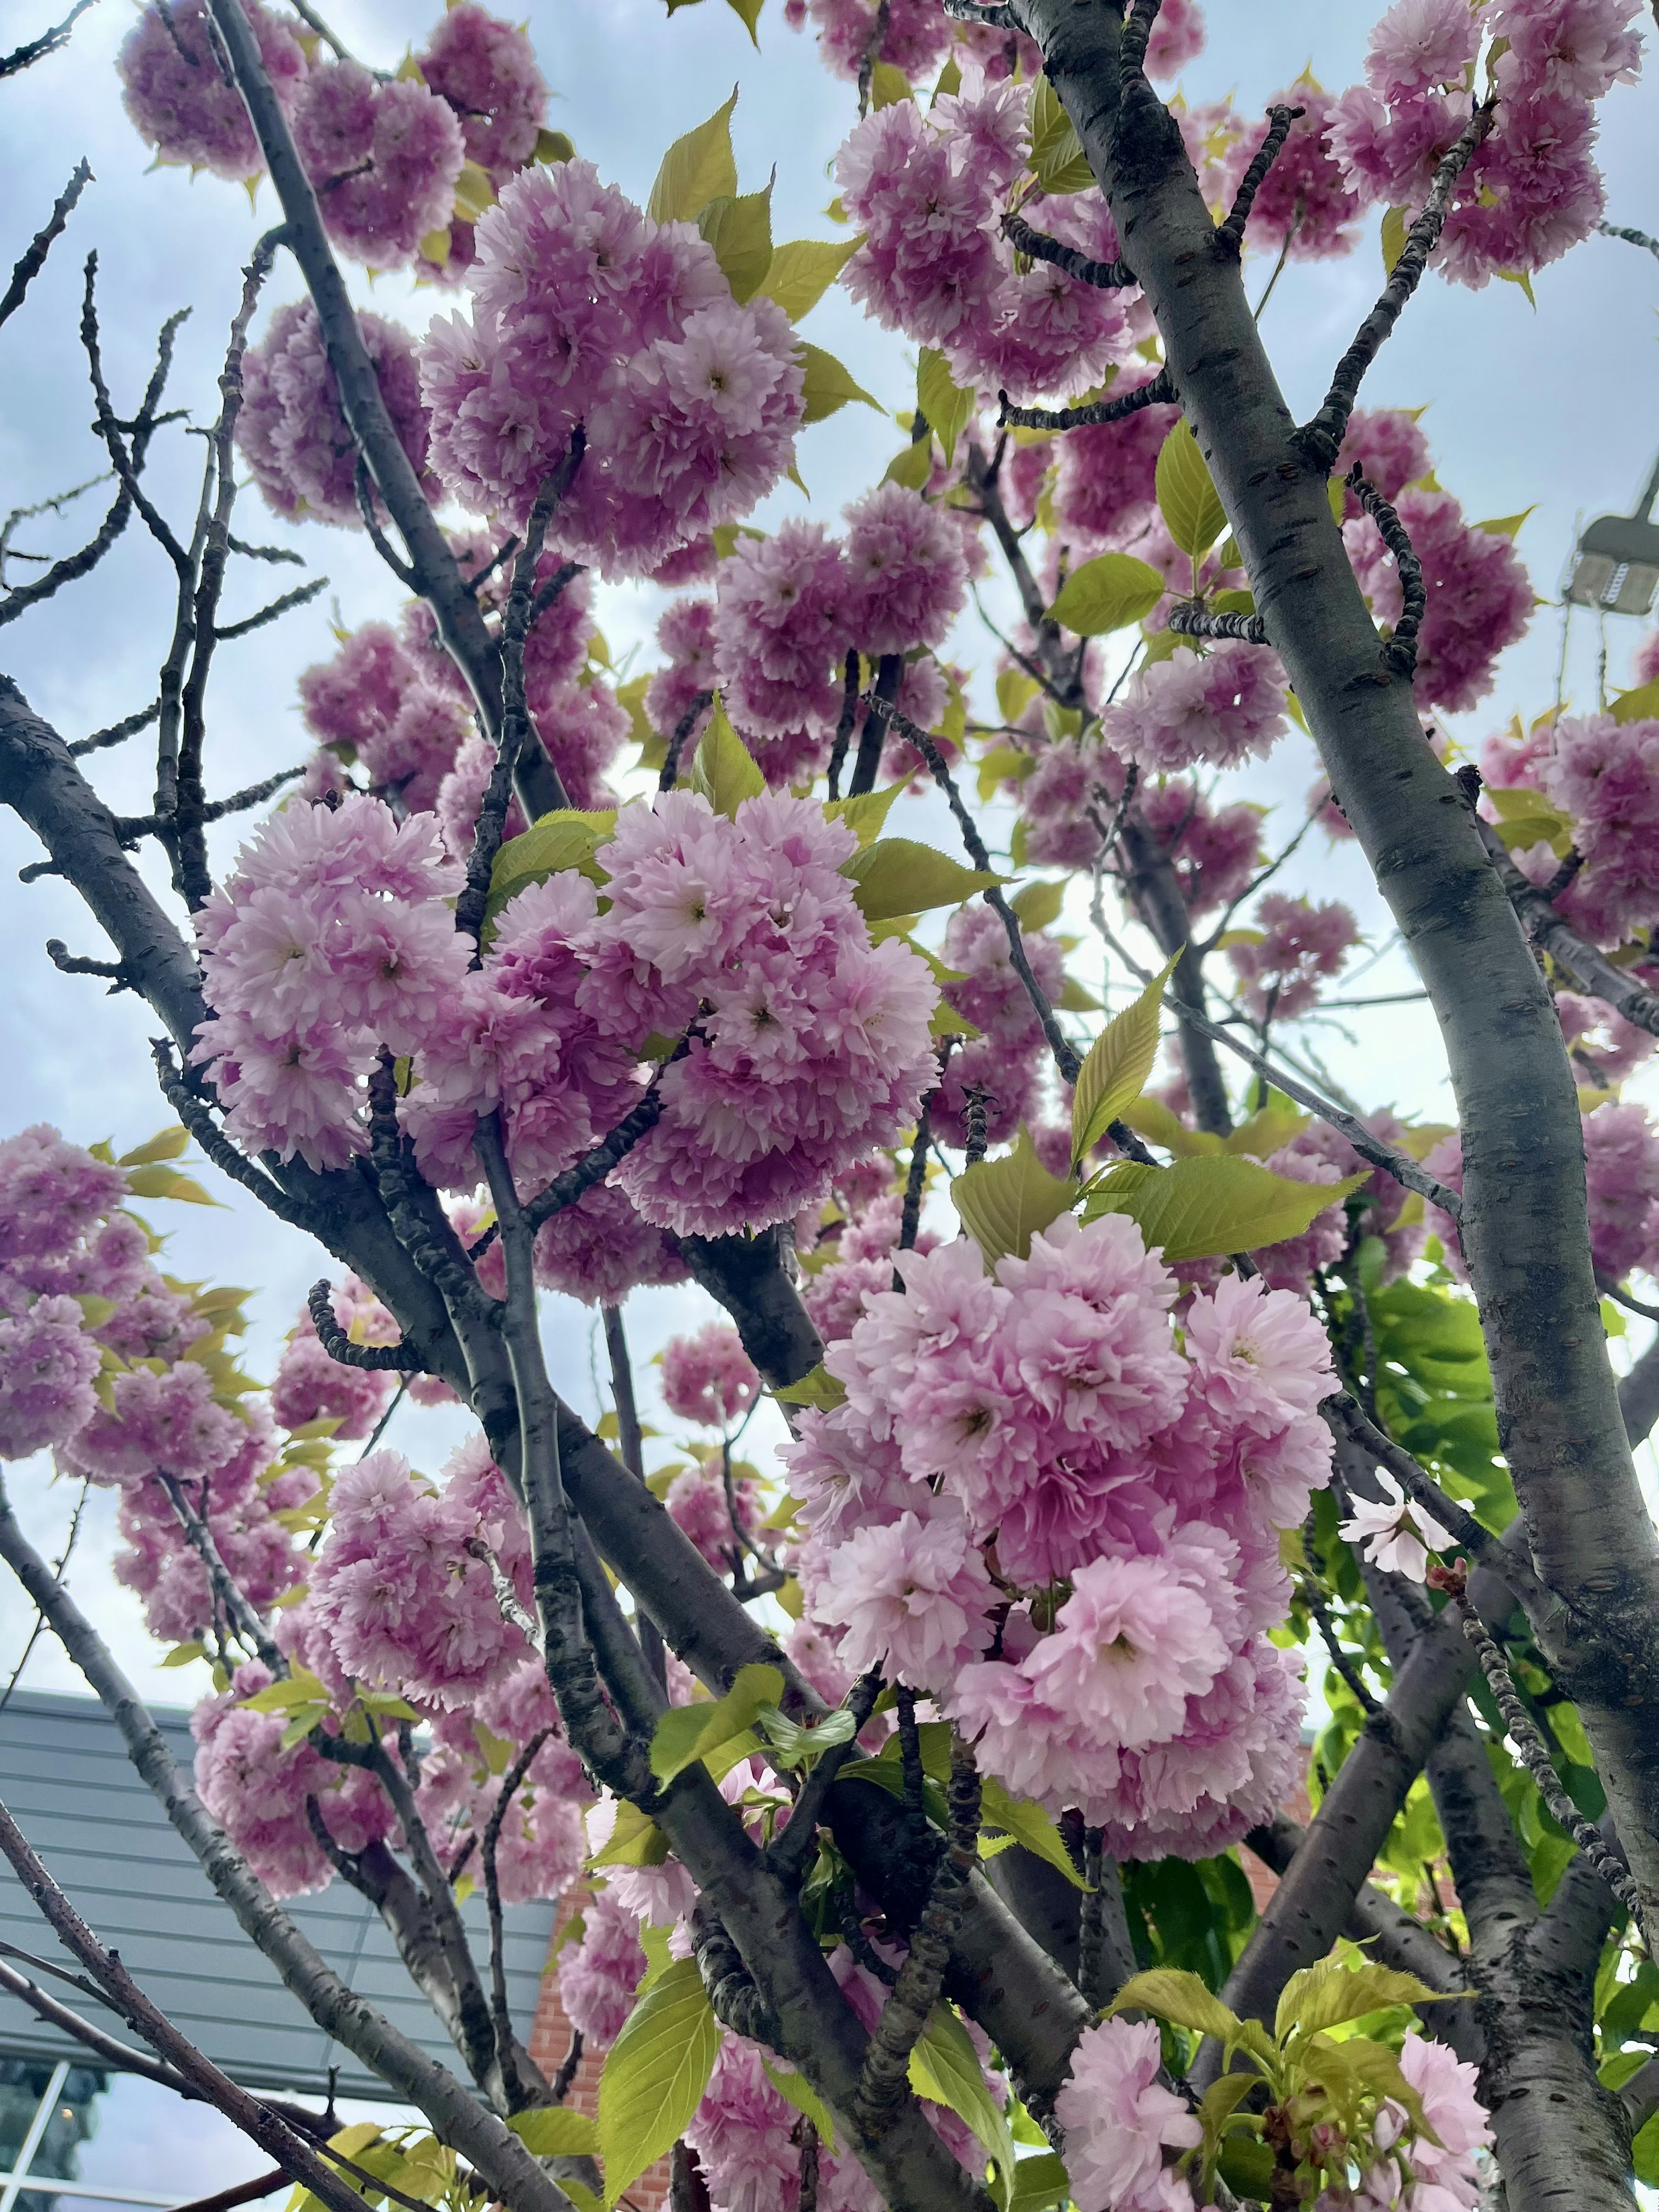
left=760, top=2057, right=839, bottom=2153
left=648, top=89, right=739, bottom=224
left=979, top=1777, right=1090, bottom=1891
left=698, top=188, right=775, bottom=302
left=534, top=126, right=575, bottom=164
left=1008, top=2151, right=1071, bottom=2212
left=1220, top=1098, right=1308, bottom=1159
left=952, top=1127, right=1075, bottom=1267
left=691, top=697, right=766, bottom=817
left=649, top=1662, right=784, bottom=1786
left=1027, top=75, right=1094, bottom=195
left=825, top=780, right=906, bottom=848
left=1009, top=878, right=1066, bottom=932
left=121, top=1163, right=219, bottom=1206
left=1057, top=973, right=1101, bottom=1013
left=508, top=2109, right=600, bottom=2158
left=842, top=837, right=1004, bottom=921
left=995, top=668, right=1041, bottom=727
left=1110, top=1969, right=1245, bottom=2044
left=1274, top=1958, right=1457, bottom=2045
left=1155, top=420, right=1228, bottom=560
left=911, top=2004, right=1017, bottom=2210
left=1475, top=505, right=1535, bottom=539
left=724, top=0, right=764, bottom=43
left=884, top=436, right=934, bottom=491
left=1611, top=676, right=1659, bottom=726
left=755, top=1703, right=858, bottom=1773
left=488, top=809, right=616, bottom=927
left=160, top=1639, right=206, bottom=1669
left=917, top=347, right=974, bottom=468
left=590, top=1797, right=671, bottom=1868
left=1484, top=783, right=1576, bottom=855
left=1084, top=1154, right=1368, bottom=1262
left=1071, top=952, right=1180, bottom=1164
left=119, top=1125, right=191, bottom=1168
left=1380, top=204, right=1410, bottom=275
left=798, top=341, right=884, bottom=424
left=1047, top=552, right=1166, bottom=637
left=869, top=59, right=911, bottom=107
left=771, top=1362, right=847, bottom=1410
left=597, top=1958, right=721, bottom=2207
left=757, top=236, right=859, bottom=321
left=240, top=1667, right=331, bottom=1714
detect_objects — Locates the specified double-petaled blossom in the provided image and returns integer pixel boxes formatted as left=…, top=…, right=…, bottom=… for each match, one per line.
left=118, top=0, right=307, bottom=181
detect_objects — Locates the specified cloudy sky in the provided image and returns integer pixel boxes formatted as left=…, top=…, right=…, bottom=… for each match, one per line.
left=0, top=0, right=1656, bottom=2178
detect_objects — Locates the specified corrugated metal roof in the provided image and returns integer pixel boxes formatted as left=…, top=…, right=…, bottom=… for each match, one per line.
left=0, top=1692, right=555, bottom=2101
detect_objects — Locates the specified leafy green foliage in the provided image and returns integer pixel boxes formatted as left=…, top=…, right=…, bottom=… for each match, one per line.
left=918, top=347, right=974, bottom=467
left=507, top=2109, right=600, bottom=2156
left=486, top=808, right=615, bottom=933
left=842, top=837, right=1004, bottom=920
left=597, top=1958, right=721, bottom=2206
left=1070, top=953, right=1179, bottom=1163
left=909, top=2003, right=1017, bottom=2210
left=648, top=91, right=739, bottom=223
left=1027, top=76, right=1094, bottom=194
left=698, top=186, right=774, bottom=301
left=1155, top=421, right=1228, bottom=561
left=1122, top=1856, right=1259, bottom=1996
left=1082, top=1155, right=1367, bottom=1264
left=648, top=1662, right=783, bottom=1786
left=1046, top=551, right=1166, bottom=637
left=690, top=698, right=765, bottom=816
left=952, top=1127, right=1075, bottom=1265
left=758, top=236, right=860, bottom=320
left=798, top=342, right=883, bottom=423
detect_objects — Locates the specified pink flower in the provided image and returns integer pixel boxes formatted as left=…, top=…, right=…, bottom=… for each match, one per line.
left=418, top=3, right=547, bottom=174
left=811, top=1502, right=996, bottom=1690
left=1103, top=643, right=1289, bottom=774
left=1365, top=0, right=1486, bottom=103
left=556, top=1888, right=646, bottom=2044
left=1395, top=2030, right=1493, bottom=2204
left=1244, top=87, right=1366, bottom=260
left=1025, top=1546, right=1235, bottom=1749
left=1345, top=490, right=1532, bottom=713
left=661, top=1325, right=760, bottom=1427
left=1227, top=893, right=1359, bottom=1021
left=1144, top=0, right=1207, bottom=77
left=1055, top=2018, right=1204, bottom=2212
left=841, top=483, right=969, bottom=658
left=292, top=61, right=465, bottom=272
left=1338, top=1470, right=1452, bottom=1580
left=0, top=1295, right=101, bottom=1462
left=1183, top=1273, right=1336, bottom=1426
left=712, top=524, right=850, bottom=738
left=118, top=0, right=306, bottom=182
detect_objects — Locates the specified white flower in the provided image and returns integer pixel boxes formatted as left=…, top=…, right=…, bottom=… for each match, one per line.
left=1338, top=1470, right=1451, bottom=1581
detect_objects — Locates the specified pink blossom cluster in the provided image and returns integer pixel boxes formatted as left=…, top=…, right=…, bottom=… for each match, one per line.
left=661, top=1325, right=760, bottom=1428
left=270, top=1288, right=395, bottom=1443
left=1537, top=713, right=1659, bottom=945
left=1240, top=86, right=1366, bottom=260
left=1055, top=2017, right=1206, bottom=2212
left=1101, top=643, right=1291, bottom=775
left=786, top=1218, right=1327, bottom=1850
left=1051, top=374, right=1184, bottom=547
left=237, top=302, right=440, bottom=532
left=1326, top=0, right=1643, bottom=289
left=800, top=1185, right=941, bottom=1347
left=1424, top=1099, right=1659, bottom=1285
left=835, top=81, right=1141, bottom=404
left=117, top=0, right=307, bottom=183
left=932, top=899, right=1064, bottom=1149
left=1227, top=894, right=1360, bottom=1022
left=417, top=2, right=547, bottom=176
left=666, top=1461, right=760, bottom=1571
left=784, top=0, right=954, bottom=84
left=1344, top=490, right=1532, bottom=715
left=420, top=161, right=806, bottom=577
left=291, top=59, right=465, bottom=270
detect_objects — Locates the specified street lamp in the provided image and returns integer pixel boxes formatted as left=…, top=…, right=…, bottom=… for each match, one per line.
left=1564, top=451, right=1659, bottom=616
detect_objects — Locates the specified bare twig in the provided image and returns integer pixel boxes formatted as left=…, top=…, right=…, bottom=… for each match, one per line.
left=69, top=698, right=161, bottom=756
left=214, top=572, right=328, bottom=640
left=0, top=2, right=98, bottom=80
left=1001, top=210, right=1135, bottom=289
left=307, top=1279, right=427, bottom=1372
left=998, top=368, right=1176, bottom=435
left=1215, top=105, right=1303, bottom=258
left=0, top=160, right=92, bottom=324
left=658, top=689, right=713, bottom=793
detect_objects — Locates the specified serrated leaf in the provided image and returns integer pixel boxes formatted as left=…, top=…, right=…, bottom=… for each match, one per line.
left=952, top=1127, right=1074, bottom=1267
left=884, top=436, right=934, bottom=490
left=979, top=1778, right=1090, bottom=1890
left=995, top=670, right=1040, bottom=727
left=1047, top=552, right=1166, bottom=637
left=1008, top=2152, right=1071, bottom=2212
left=487, top=809, right=616, bottom=931
left=1009, top=879, right=1065, bottom=932
left=910, top=2004, right=1016, bottom=2211
left=119, top=1125, right=190, bottom=1167
left=240, top=1667, right=331, bottom=1714
left=918, top=347, right=974, bottom=468
left=452, top=159, right=496, bottom=224
left=591, top=1796, right=671, bottom=1868
left=798, top=340, right=884, bottom=425
left=1110, top=1968, right=1245, bottom=2044
left=843, top=837, right=1004, bottom=920
left=1071, top=952, right=1179, bottom=1164
left=121, top=1164, right=220, bottom=1206
left=1028, top=75, right=1094, bottom=195
left=758, top=236, right=858, bottom=320
left=690, top=696, right=766, bottom=817
left=725, top=0, right=763, bottom=41
left=1082, top=1154, right=1367, bottom=1263
left=597, top=1958, right=721, bottom=2207
left=648, top=90, right=739, bottom=224
left=649, top=1662, right=784, bottom=1786
left=755, top=1703, right=858, bottom=1771
left=824, top=780, right=905, bottom=848
left=1156, top=421, right=1227, bottom=560
left=772, top=1362, right=847, bottom=1410
left=869, top=59, right=911, bottom=108
left=280, top=1710, right=326, bottom=1750
left=1611, top=676, right=1659, bottom=726
left=761, top=2057, right=839, bottom=2152
left=698, top=186, right=774, bottom=302
left=1275, top=1958, right=1458, bottom=2044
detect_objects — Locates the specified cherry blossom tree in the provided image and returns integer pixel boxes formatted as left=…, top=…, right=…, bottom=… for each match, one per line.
left=2, top=3, right=1659, bottom=2209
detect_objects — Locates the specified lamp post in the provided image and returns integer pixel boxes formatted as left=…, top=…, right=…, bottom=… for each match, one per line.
left=1564, top=451, right=1659, bottom=616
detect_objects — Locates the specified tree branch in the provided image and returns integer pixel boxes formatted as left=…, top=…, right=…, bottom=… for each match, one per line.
left=1001, top=210, right=1135, bottom=288
left=0, top=159, right=92, bottom=327
left=997, top=368, right=1176, bottom=435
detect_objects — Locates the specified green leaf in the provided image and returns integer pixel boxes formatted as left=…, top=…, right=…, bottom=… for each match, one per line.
left=1047, top=551, right=1167, bottom=638
left=1155, top=421, right=1227, bottom=560
left=798, top=341, right=884, bottom=425
left=597, top=1958, right=721, bottom=2206
left=844, top=837, right=1004, bottom=920
left=952, top=1126, right=1075, bottom=1267
left=1497, top=265, right=1536, bottom=306
left=1275, top=1958, right=1457, bottom=2044
left=825, top=781, right=906, bottom=848
left=979, top=1778, right=1090, bottom=1891
left=884, top=436, right=934, bottom=490
left=1110, top=1968, right=1245, bottom=2044
left=698, top=187, right=774, bottom=302
left=1611, top=676, right=1659, bottom=726
left=1007, top=2152, right=1071, bottom=2212
left=508, top=2109, right=600, bottom=2157
left=122, top=1163, right=220, bottom=1206
left=487, top=808, right=616, bottom=930
left=649, top=1662, right=785, bottom=1786
left=690, top=697, right=766, bottom=817
left=724, top=0, right=763, bottom=41
left=1009, top=879, right=1065, bottom=933
left=995, top=669, right=1040, bottom=726
left=648, top=90, right=739, bottom=224
left=760, top=2058, right=839, bottom=2153
left=1474, top=505, right=1535, bottom=540
left=1071, top=952, right=1179, bottom=1164
left=160, top=1640, right=206, bottom=1669
left=590, top=1797, right=671, bottom=1868
left=1027, top=75, right=1094, bottom=196
left=758, top=236, right=858, bottom=321
left=918, top=347, right=974, bottom=468
left=1380, top=205, right=1410, bottom=276
left=910, top=2004, right=1017, bottom=2211
left=772, top=1362, right=847, bottom=1410
left=119, top=1125, right=190, bottom=1167
left=241, top=1667, right=331, bottom=1714
left=534, top=127, right=576, bottom=165
left=869, top=59, right=911, bottom=108
left=755, top=1703, right=858, bottom=1771
left=1082, top=1154, right=1367, bottom=1263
